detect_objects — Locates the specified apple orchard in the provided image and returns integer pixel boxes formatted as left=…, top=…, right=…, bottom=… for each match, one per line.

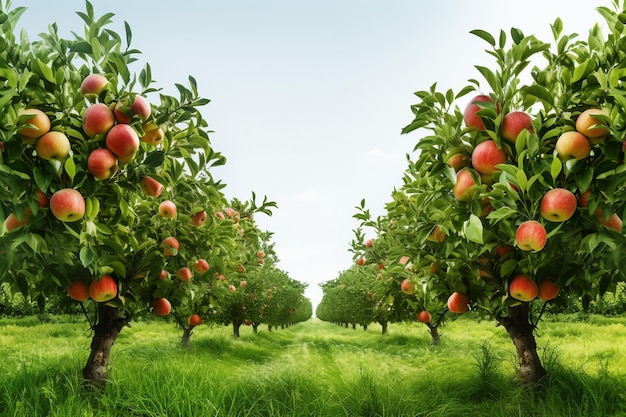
left=319, top=3, right=626, bottom=384
left=0, top=2, right=310, bottom=385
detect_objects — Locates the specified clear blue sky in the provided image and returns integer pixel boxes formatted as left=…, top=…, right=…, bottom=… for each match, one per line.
left=15, top=0, right=611, bottom=309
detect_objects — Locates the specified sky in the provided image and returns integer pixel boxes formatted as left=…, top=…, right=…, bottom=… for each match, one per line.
left=14, top=0, right=612, bottom=311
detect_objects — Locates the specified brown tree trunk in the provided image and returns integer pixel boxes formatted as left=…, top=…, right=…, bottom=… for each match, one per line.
left=181, top=326, right=193, bottom=348
left=380, top=320, right=388, bottom=335
left=233, top=322, right=241, bottom=338
left=427, top=323, right=440, bottom=345
left=82, top=304, right=128, bottom=385
left=498, top=303, right=547, bottom=385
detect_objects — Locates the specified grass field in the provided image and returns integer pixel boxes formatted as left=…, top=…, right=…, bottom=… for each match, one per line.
left=1, top=314, right=626, bottom=417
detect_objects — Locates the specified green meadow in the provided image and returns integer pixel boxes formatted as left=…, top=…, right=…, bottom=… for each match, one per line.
left=1, top=315, right=626, bottom=417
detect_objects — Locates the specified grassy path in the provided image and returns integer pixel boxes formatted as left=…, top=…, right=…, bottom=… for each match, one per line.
left=1, top=315, right=626, bottom=416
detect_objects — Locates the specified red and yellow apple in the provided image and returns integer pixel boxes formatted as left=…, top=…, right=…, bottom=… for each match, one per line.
left=555, top=131, right=591, bottom=161
left=88, top=275, right=118, bottom=302
left=576, top=108, right=609, bottom=139
left=80, top=74, right=109, bottom=98
left=87, top=148, right=118, bottom=180
left=151, top=298, right=171, bottom=316
left=158, top=200, right=177, bottom=218
left=471, top=140, right=507, bottom=175
left=453, top=168, right=479, bottom=201
left=193, top=259, right=209, bottom=274
left=446, top=152, right=470, bottom=171
left=594, top=208, right=623, bottom=233
left=501, top=111, right=534, bottom=142
left=140, top=176, right=164, bottom=198
left=177, top=267, right=193, bottom=282
left=17, top=108, right=51, bottom=141
left=131, top=95, right=151, bottom=120
left=190, top=210, right=207, bottom=226
left=82, top=103, right=115, bottom=137
left=447, top=292, right=470, bottom=313
left=417, top=310, right=432, bottom=323
left=509, top=274, right=538, bottom=302
left=35, top=131, right=71, bottom=161
left=4, top=208, right=32, bottom=232
left=162, top=236, right=179, bottom=256
left=540, top=188, right=577, bottom=222
left=515, top=220, right=547, bottom=251
left=188, top=314, right=202, bottom=326
left=427, top=225, right=445, bottom=243
left=105, top=124, right=139, bottom=163
left=463, top=94, right=495, bottom=131
left=49, top=188, right=85, bottom=222
left=537, top=279, right=560, bottom=301
left=356, top=257, right=366, bottom=266
left=67, top=280, right=89, bottom=301
left=35, top=189, right=49, bottom=208
left=400, top=278, right=414, bottom=295
left=141, top=122, right=164, bottom=146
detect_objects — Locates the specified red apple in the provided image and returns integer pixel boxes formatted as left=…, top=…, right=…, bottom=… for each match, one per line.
left=555, top=131, right=591, bottom=161
left=105, top=124, right=139, bottom=163
left=399, top=255, right=410, bottom=265
left=578, top=189, right=592, bottom=207
left=140, top=176, right=164, bottom=198
left=446, top=152, right=470, bottom=171
left=194, top=259, right=209, bottom=274
left=515, top=220, right=547, bottom=251
left=82, top=103, right=115, bottom=137
left=509, top=274, right=538, bottom=302
left=141, top=122, right=164, bottom=146
left=471, top=140, right=507, bottom=175
left=463, top=94, right=495, bottom=131
left=400, top=278, right=414, bottom=295
left=417, top=310, right=432, bottom=323
left=188, top=314, right=202, bottom=326
left=447, top=292, right=470, bottom=313
left=495, top=245, right=514, bottom=258
left=87, top=148, right=118, bottom=180
left=256, top=250, right=265, bottom=259
left=113, top=100, right=132, bottom=124
left=540, top=188, right=577, bottom=222
left=228, top=285, right=236, bottom=293
left=162, top=236, right=179, bottom=256
left=576, top=108, right=609, bottom=139
left=17, top=108, right=51, bottom=141
left=35, top=189, right=49, bottom=208
left=80, top=74, right=109, bottom=98
left=131, top=95, right=151, bottom=120
left=537, top=279, right=560, bottom=301
left=67, top=280, right=89, bottom=301
left=190, top=210, right=207, bottom=226
left=4, top=208, right=32, bottom=233
left=49, top=188, right=85, bottom=222
left=594, top=208, right=623, bottom=233
left=151, top=298, right=171, bottom=316
left=501, top=111, right=534, bottom=142
left=35, top=131, right=71, bottom=161
left=453, top=168, right=479, bottom=201
left=177, top=267, right=193, bottom=282
left=427, top=225, right=445, bottom=243
left=244, top=319, right=253, bottom=326
left=159, top=270, right=169, bottom=280
left=215, top=211, right=226, bottom=220
left=158, top=200, right=177, bottom=218
left=240, top=280, right=247, bottom=287
left=365, top=239, right=373, bottom=248
left=356, top=257, right=366, bottom=266
left=88, top=275, right=118, bottom=302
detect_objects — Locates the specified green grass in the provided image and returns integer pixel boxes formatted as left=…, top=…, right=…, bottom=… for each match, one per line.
left=1, top=316, right=626, bottom=416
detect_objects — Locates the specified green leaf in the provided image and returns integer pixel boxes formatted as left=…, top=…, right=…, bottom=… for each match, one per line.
left=522, top=85, right=553, bottom=105
left=470, top=29, right=495, bottom=47
left=463, top=214, right=483, bottom=244
left=550, top=156, right=562, bottom=181
left=64, top=157, right=76, bottom=183
left=36, top=59, right=55, bottom=83
left=80, top=246, right=95, bottom=267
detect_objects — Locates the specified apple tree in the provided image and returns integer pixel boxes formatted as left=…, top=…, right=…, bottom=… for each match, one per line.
left=386, top=3, right=626, bottom=384
left=0, top=1, right=255, bottom=384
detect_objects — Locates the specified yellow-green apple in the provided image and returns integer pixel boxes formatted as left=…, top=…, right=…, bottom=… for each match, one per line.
left=49, top=188, right=85, bottom=222
left=365, top=239, right=373, bottom=248
left=141, top=122, right=164, bottom=146
left=453, top=168, right=479, bottom=201
left=446, top=152, right=470, bottom=171
left=151, top=297, right=171, bottom=316
left=463, top=94, right=495, bottom=131
left=162, top=236, right=179, bottom=256
left=427, top=225, right=445, bottom=242
left=537, top=279, right=560, bottom=301
left=540, top=188, right=577, bottom=222
left=501, top=111, right=534, bottom=142
left=35, top=131, right=71, bottom=161
left=80, top=74, right=109, bottom=99
left=188, top=314, right=202, bottom=326
left=447, top=292, right=470, bottom=313
left=400, top=278, right=415, bottom=294
left=87, top=148, right=118, bottom=180
left=471, top=140, right=507, bottom=175
left=594, top=208, right=623, bottom=232
left=35, top=189, right=48, bottom=208
left=515, top=220, right=547, bottom=251
left=576, top=108, right=609, bottom=140
left=177, top=267, right=193, bottom=282
left=509, top=274, right=538, bottom=302
left=555, top=131, right=591, bottom=161
left=67, top=280, right=89, bottom=301
left=88, top=275, right=118, bottom=302
left=113, top=100, right=132, bottom=124
left=17, top=108, right=51, bottom=142
left=193, top=259, right=209, bottom=274
left=130, top=95, right=151, bottom=120
left=578, top=189, right=591, bottom=207
left=140, top=176, right=164, bottom=198
left=356, top=257, right=366, bottom=266
left=417, top=310, right=432, bottom=323
left=105, top=124, right=139, bottom=164
left=82, top=103, right=115, bottom=137
left=158, top=200, right=177, bottom=218
left=190, top=210, right=207, bottom=226
left=4, top=208, right=32, bottom=232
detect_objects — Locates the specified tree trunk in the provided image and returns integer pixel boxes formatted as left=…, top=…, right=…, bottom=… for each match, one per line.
left=268, top=325, right=273, bottom=332
left=427, top=323, right=440, bottom=345
left=233, top=322, right=241, bottom=338
left=82, top=304, right=127, bottom=385
left=380, top=320, right=388, bottom=335
left=252, top=324, right=258, bottom=334
left=498, top=304, right=547, bottom=385
left=363, top=324, right=368, bottom=331
left=181, top=326, right=193, bottom=348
